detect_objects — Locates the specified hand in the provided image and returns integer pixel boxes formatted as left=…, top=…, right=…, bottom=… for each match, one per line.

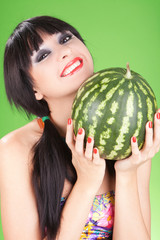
left=115, top=110, right=160, bottom=173
left=66, top=119, right=106, bottom=193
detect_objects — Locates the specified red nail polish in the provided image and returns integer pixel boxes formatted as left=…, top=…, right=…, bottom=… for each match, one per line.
left=156, top=112, right=160, bottom=119
left=78, top=128, right=83, bottom=135
left=68, top=118, right=72, bottom=125
left=87, top=137, right=92, bottom=143
left=93, top=148, right=97, bottom=154
left=132, top=136, right=136, bottom=143
left=149, top=121, right=152, bottom=128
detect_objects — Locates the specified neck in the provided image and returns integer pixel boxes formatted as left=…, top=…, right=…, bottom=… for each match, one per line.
left=47, top=93, right=76, bottom=137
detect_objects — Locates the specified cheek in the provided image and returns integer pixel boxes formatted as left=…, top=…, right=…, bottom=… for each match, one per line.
left=31, top=65, right=56, bottom=89
left=83, top=47, right=94, bottom=71
left=89, top=56, right=94, bottom=72
left=85, top=53, right=94, bottom=75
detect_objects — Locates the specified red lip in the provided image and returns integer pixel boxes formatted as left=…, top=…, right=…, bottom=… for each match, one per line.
left=60, top=57, right=83, bottom=77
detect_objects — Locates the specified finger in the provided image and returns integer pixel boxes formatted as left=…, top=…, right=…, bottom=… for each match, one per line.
left=74, top=133, right=76, bottom=141
left=85, top=136, right=94, bottom=160
left=93, top=148, right=101, bottom=164
left=153, top=109, right=160, bottom=149
left=142, top=121, right=153, bottom=152
left=65, top=118, right=74, bottom=150
left=75, top=128, right=85, bottom=155
left=131, top=136, right=140, bottom=158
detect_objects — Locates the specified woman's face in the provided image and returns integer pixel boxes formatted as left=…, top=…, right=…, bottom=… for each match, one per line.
left=29, top=31, right=94, bottom=101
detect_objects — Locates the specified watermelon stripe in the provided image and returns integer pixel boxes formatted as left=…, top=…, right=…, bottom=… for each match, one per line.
left=154, top=99, right=158, bottom=110
left=72, top=67, right=157, bottom=160
left=134, top=85, right=138, bottom=92
left=95, top=79, right=125, bottom=118
left=107, top=117, right=115, bottom=125
left=139, top=79, right=156, bottom=98
left=99, top=128, right=111, bottom=145
left=113, top=91, right=134, bottom=154
left=146, top=97, right=153, bottom=121
left=110, top=101, right=119, bottom=114
left=139, top=141, right=144, bottom=150
left=77, top=120, right=83, bottom=132
left=118, top=89, right=124, bottom=96
left=124, top=146, right=132, bottom=158
left=73, top=73, right=100, bottom=104
left=73, top=84, right=99, bottom=120
left=98, top=87, right=130, bottom=158
left=83, top=92, right=99, bottom=122
left=136, top=82, right=148, bottom=95
left=126, top=91, right=134, bottom=116
left=128, top=82, right=133, bottom=89
left=101, top=77, right=110, bottom=84
left=99, top=83, right=109, bottom=92
left=100, top=71, right=118, bottom=76
left=81, top=84, right=99, bottom=102
left=88, top=116, right=98, bottom=137
left=136, top=93, right=142, bottom=108
left=84, top=72, right=100, bottom=85
left=133, top=112, right=143, bottom=138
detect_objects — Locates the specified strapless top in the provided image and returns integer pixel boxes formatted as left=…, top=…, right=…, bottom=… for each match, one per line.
left=61, top=190, right=115, bottom=239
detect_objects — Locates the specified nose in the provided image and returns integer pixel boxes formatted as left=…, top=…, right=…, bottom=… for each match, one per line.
left=57, top=45, right=72, bottom=61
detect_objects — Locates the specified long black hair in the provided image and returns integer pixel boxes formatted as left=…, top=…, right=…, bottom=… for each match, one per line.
left=3, top=15, right=84, bottom=240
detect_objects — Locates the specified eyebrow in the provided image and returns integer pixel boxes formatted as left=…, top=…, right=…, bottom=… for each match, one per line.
left=31, top=31, right=71, bottom=59
left=31, top=45, right=44, bottom=57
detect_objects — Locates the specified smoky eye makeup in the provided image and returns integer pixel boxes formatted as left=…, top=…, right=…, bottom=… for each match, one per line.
left=32, top=31, right=73, bottom=63
left=58, top=32, right=73, bottom=44
left=34, top=49, right=51, bottom=63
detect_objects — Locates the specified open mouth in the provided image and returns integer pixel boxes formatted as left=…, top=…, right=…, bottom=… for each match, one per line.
left=60, top=57, right=83, bottom=77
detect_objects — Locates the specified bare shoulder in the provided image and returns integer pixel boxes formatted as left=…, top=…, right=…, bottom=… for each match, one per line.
left=0, top=118, right=43, bottom=239
left=1, top=118, right=42, bottom=158
left=1, top=118, right=42, bottom=146
left=0, top=118, right=42, bottom=184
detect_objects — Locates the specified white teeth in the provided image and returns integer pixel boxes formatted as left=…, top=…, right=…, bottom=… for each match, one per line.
left=63, top=60, right=81, bottom=76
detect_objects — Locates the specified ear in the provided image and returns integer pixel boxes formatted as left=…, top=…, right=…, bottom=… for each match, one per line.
left=34, top=89, right=43, bottom=101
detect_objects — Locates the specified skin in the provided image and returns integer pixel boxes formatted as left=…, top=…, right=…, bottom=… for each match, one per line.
left=30, top=31, right=94, bottom=137
left=0, top=30, right=160, bottom=240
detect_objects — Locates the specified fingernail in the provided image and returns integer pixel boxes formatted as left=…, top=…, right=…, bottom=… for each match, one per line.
left=78, top=128, right=83, bottom=135
left=87, top=137, right=92, bottom=143
left=156, top=112, right=160, bottom=119
left=68, top=118, right=72, bottom=125
left=149, top=121, right=152, bottom=128
left=93, top=148, right=97, bottom=154
left=132, top=136, right=136, bottom=143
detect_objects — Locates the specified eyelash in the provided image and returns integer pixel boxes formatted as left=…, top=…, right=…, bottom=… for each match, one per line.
left=36, top=33, right=73, bottom=62
left=59, top=33, right=73, bottom=44
left=37, top=50, right=51, bottom=62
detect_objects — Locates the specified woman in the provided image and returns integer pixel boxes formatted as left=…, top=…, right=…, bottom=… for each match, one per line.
left=0, top=15, right=160, bottom=240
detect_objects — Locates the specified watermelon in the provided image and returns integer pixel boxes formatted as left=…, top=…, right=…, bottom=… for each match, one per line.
left=71, top=63, right=157, bottom=160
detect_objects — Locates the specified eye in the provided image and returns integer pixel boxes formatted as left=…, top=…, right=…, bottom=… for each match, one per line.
left=36, top=50, right=51, bottom=62
left=60, top=33, right=73, bottom=44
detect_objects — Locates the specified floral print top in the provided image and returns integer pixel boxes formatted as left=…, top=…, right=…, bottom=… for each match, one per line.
left=61, top=190, right=115, bottom=239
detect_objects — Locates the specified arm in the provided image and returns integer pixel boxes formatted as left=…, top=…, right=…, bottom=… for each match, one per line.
left=113, top=170, right=150, bottom=240
left=113, top=110, right=160, bottom=240
left=0, top=121, right=106, bottom=240
left=137, top=111, right=160, bottom=235
left=57, top=120, right=106, bottom=240
left=137, top=159, right=151, bottom=235
left=0, top=139, right=42, bottom=240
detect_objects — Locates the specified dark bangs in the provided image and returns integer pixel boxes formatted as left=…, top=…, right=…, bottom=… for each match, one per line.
left=4, top=16, right=84, bottom=117
left=7, top=16, right=84, bottom=69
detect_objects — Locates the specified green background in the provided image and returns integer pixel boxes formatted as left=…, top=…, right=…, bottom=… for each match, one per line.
left=0, top=0, right=160, bottom=239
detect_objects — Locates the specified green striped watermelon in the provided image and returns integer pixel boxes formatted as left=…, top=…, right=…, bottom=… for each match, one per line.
left=71, top=64, right=157, bottom=160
